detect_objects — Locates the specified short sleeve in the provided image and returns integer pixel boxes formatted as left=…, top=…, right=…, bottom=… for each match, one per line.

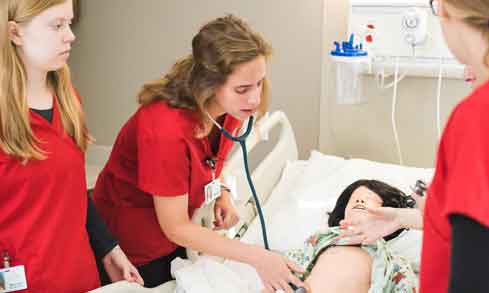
left=136, top=116, right=190, bottom=197
left=443, top=103, right=489, bottom=227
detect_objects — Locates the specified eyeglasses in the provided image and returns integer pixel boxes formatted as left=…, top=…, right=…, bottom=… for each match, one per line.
left=430, top=0, right=440, bottom=16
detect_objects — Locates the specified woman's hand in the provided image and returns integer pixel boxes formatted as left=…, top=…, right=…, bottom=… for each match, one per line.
left=339, top=203, right=424, bottom=244
left=250, top=248, right=307, bottom=293
left=213, top=190, right=240, bottom=230
left=464, top=65, right=476, bottom=86
left=102, top=245, right=144, bottom=286
left=339, top=207, right=402, bottom=244
left=411, top=191, right=426, bottom=214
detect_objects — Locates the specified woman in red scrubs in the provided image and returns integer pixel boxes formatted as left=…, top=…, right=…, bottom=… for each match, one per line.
left=0, top=1, right=141, bottom=292
left=339, top=1, right=489, bottom=292
left=93, top=15, right=307, bottom=293
left=419, top=1, right=489, bottom=292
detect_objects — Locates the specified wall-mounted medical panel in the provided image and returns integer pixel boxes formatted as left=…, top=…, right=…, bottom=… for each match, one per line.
left=348, top=0, right=464, bottom=78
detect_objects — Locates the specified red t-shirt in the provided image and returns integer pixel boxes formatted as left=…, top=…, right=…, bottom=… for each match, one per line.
left=420, top=80, right=489, bottom=293
left=0, top=97, right=99, bottom=293
left=92, top=101, right=241, bottom=266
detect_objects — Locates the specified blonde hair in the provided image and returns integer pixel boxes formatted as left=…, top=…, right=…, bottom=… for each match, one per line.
left=138, top=15, right=272, bottom=136
left=0, top=0, right=92, bottom=161
left=444, top=0, right=489, bottom=66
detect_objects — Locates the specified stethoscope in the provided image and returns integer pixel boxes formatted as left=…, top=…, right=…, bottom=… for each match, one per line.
left=206, top=112, right=306, bottom=293
left=206, top=112, right=270, bottom=249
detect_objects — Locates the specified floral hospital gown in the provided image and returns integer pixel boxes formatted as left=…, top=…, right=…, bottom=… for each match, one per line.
left=285, top=227, right=418, bottom=293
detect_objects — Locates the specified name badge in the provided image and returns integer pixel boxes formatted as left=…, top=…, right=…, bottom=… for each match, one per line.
left=0, top=266, right=27, bottom=292
left=204, top=178, right=221, bottom=205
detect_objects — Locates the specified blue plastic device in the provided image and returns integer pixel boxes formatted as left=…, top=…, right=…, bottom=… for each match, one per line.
left=331, top=33, right=368, bottom=57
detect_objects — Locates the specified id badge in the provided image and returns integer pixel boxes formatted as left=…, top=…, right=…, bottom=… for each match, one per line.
left=204, top=178, right=221, bottom=205
left=0, top=266, right=27, bottom=292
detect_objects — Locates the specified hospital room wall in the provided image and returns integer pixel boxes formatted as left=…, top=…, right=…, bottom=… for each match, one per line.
left=69, top=0, right=324, bottom=160
left=320, top=0, right=470, bottom=168
left=70, top=1, right=470, bottom=168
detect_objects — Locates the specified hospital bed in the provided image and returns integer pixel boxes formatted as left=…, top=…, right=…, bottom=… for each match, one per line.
left=90, top=111, right=432, bottom=293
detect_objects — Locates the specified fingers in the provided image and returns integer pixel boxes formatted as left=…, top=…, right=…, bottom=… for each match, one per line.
left=278, top=280, right=293, bottom=293
left=287, top=273, right=305, bottom=290
left=464, top=66, right=476, bottom=84
left=411, top=192, right=426, bottom=211
left=213, top=207, right=225, bottom=230
left=214, top=205, right=240, bottom=230
left=286, top=259, right=305, bottom=274
left=345, top=234, right=366, bottom=245
left=122, top=266, right=144, bottom=286
left=362, top=236, right=377, bottom=245
left=338, top=224, right=368, bottom=244
left=223, top=210, right=239, bottom=229
left=131, top=268, right=144, bottom=286
left=279, top=260, right=306, bottom=292
left=365, top=206, right=383, bottom=215
left=339, top=219, right=350, bottom=228
left=338, top=226, right=357, bottom=238
left=339, top=219, right=359, bottom=228
left=214, top=206, right=224, bottom=227
left=269, top=281, right=284, bottom=293
left=339, top=221, right=364, bottom=241
left=222, top=211, right=233, bottom=229
left=105, top=269, right=121, bottom=283
left=123, top=268, right=132, bottom=282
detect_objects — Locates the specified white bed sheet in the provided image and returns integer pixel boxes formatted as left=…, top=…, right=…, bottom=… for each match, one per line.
left=230, top=151, right=433, bottom=274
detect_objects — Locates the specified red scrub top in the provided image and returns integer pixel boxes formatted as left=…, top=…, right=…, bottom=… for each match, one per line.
left=420, top=80, right=489, bottom=293
left=0, top=97, right=99, bottom=293
left=92, top=101, right=241, bottom=266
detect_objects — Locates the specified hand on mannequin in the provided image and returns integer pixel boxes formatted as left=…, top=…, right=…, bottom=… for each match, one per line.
left=253, top=248, right=308, bottom=293
left=339, top=207, right=402, bottom=244
left=339, top=203, right=424, bottom=244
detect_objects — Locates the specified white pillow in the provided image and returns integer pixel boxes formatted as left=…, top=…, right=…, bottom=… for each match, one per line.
left=288, top=150, right=346, bottom=200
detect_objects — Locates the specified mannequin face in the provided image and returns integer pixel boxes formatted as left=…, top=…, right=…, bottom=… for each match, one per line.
left=344, top=186, right=383, bottom=222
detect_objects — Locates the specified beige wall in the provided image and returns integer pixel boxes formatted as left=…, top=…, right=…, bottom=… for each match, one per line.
left=70, top=0, right=324, bottom=159
left=320, top=0, right=470, bottom=168
left=71, top=0, right=470, bottom=168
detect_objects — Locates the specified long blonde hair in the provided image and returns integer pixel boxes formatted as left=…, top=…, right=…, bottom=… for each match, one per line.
left=0, top=0, right=91, bottom=161
left=138, top=15, right=272, bottom=136
left=445, top=0, right=489, bottom=66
